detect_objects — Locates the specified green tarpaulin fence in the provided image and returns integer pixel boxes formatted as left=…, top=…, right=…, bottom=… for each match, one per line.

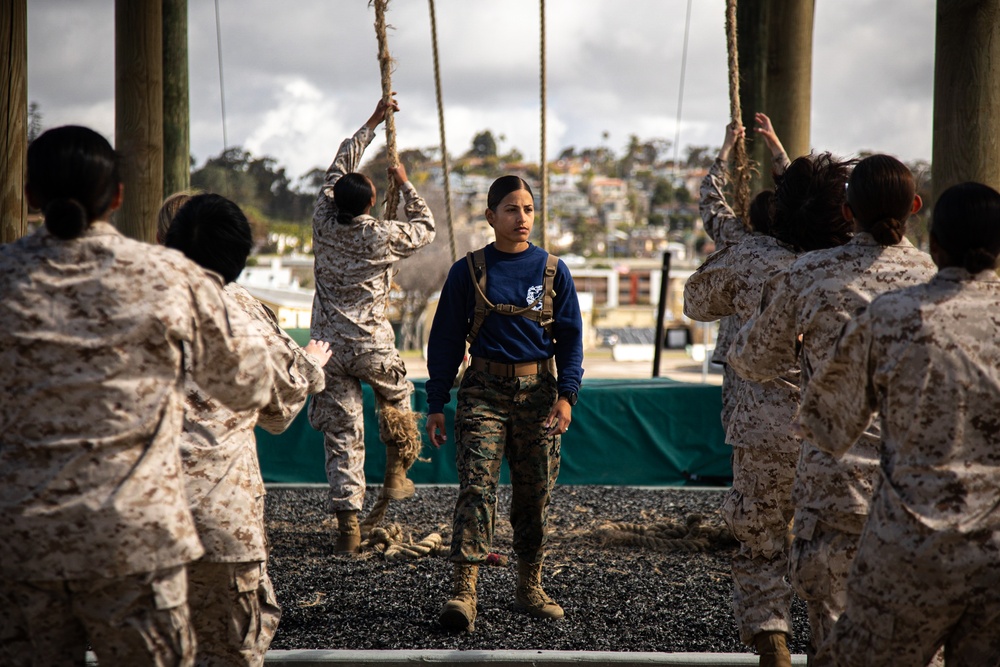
left=255, top=379, right=730, bottom=486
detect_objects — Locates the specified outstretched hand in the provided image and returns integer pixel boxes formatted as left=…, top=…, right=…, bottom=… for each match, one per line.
left=303, top=339, right=332, bottom=367
left=754, top=112, right=786, bottom=158
left=365, top=93, right=399, bottom=130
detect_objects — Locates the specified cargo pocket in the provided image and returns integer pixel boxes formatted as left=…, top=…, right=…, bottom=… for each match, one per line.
left=234, top=563, right=263, bottom=652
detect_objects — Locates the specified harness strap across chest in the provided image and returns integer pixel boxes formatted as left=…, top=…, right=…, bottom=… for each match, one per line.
left=465, top=248, right=559, bottom=344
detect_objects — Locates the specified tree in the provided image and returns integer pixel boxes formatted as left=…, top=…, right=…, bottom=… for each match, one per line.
left=467, top=130, right=498, bottom=159
left=650, top=178, right=674, bottom=207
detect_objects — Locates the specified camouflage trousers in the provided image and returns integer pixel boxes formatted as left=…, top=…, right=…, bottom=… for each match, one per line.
left=449, top=368, right=560, bottom=564
left=788, top=510, right=863, bottom=659
left=720, top=363, right=742, bottom=434
left=0, top=566, right=193, bottom=667
left=308, top=348, right=413, bottom=512
left=815, top=493, right=1000, bottom=667
left=721, top=445, right=797, bottom=645
left=187, top=560, right=280, bottom=667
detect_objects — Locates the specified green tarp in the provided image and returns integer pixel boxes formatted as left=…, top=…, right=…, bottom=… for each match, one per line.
left=255, top=378, right=730, bottom=487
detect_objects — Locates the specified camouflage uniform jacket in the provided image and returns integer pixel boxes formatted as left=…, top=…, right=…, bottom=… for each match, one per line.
left=684, top=234, right=801, bottom=452
left=311, top=126, right=435, bottom=352
left=799, top=267, right=1000, bottom=534
left=699, top=153, right=789, bottom=363
left=0, top=223, right=273, bottom=581
left=728, top=233, right=937, bottom=517
left=180, top=281, right=326, bottom=562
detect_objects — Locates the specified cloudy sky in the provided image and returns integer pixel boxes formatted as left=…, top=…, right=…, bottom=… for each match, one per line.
left=26, top=0, right=935, bottom=183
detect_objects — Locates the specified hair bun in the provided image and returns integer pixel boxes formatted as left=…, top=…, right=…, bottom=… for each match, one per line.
left=44, top=198, right=89, bottom=240
left=869, top=217, right=905, bottom=246
left=963, top=247, right=997, bottom=274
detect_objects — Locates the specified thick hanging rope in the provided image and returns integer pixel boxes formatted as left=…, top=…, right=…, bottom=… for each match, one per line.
left=588, top=513, right=737, bottom=553
left=725, top=0, right=752, bottom=226
left=373, top=0, right=401, bottom=219
left=538, top=0, right=548, bottom=251
left=427, top=0, right=457, bottom=263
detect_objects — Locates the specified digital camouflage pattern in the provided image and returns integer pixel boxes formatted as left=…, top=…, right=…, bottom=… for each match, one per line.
left=310, top=125, right=435, bottom=352
left=310, top=350, right=413, bottom=512
left=722, top=446, right=798, bottom=644
left=685, top=234, right=801, bottom=453
left=0, top=222, right=273, bottom=582
left=728, top=232, right=937, bottom=650
left=698, top=154, right=789, bottom=421
left=309, top=125, right=434, bottom=513
left=728, top=233, right=937, bottom=518
left=450, top=369, right=561, bottom=565
left=691, top=161, right=799, bottom=646
left=685, top=233, right=802, bottom=645
left=187, top=561, right=281, bottom=667
left=181, top=281, right=325, bottom=562
left=0, top=566, right=194, bottom=667
left=801, top=268, right=1000, bottom=665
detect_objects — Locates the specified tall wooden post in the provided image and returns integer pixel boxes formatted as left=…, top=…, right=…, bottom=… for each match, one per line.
left=737, top=0, right=813, bottom=192
left=737, top=0, right=770, bottom=192
left=932, top=0, right=1000, bottom=201
left=163, top=0, right=190, bottom=196
left=115, top=0, right=163, bottom=242
left=1, top=0, right=28, bottom=243
left=766, top=0, right=814, bottom=163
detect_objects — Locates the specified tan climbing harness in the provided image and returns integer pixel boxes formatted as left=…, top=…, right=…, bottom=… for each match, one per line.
left=465, top=248, right=559, bottom=345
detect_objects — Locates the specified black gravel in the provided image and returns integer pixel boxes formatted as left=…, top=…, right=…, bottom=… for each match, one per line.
left=265, top=485, right=810, bottom=654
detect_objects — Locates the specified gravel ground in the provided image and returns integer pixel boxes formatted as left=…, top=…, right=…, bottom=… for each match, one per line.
left=265, top=485, right=810, bottom=654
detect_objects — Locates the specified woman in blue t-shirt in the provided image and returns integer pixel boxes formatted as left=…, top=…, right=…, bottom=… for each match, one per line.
left=425, top=175, right=584, bottom=633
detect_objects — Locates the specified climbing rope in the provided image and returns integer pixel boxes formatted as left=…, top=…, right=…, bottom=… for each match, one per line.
left=427, top=0, right=457, bottom=263
left=725, top=0, right=753, bottom=226
left=373, top=0, right=401, bottom=219
left=588, top=513, right=737, bottom=553
left=538, top=0, right=548, bottom=251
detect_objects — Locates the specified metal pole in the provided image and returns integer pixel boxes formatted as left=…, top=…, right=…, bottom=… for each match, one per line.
left=652, top=251, right=672, bottom=378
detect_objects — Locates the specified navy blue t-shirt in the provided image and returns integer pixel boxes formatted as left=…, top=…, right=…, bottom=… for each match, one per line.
left=425, top=243, right=584, bottom=413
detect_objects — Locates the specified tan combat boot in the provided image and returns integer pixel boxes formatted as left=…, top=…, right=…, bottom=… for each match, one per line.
left=383, top=444, right=416, bottom=500
left=514, top=559, right=564, bottom=620
left=335, top=510, right=360, bottom=554
left=439, top=564, right=478, bottom=632
left=754, top=631, right=792, bottom=667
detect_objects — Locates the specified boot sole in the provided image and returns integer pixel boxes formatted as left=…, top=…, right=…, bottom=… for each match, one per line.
left=439, top=606, right=475, bottom=633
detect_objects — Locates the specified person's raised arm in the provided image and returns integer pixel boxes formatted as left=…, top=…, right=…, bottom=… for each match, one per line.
left=385, top=161, right=436, bottom=257
left=700, top=122, right=748, bottom=247
left=754, top=112, right=790, bottom=173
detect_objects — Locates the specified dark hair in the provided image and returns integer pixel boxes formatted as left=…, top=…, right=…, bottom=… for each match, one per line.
left=164, top=194, right=253, bottom=283
left=487, top=175, right=533, bottom=211
left=748, top=189, right=774, bottom=235
left=771, top=152, right=854, bottom=252
left=846, top=154, right=915, bottom=245
left=333, top=173, right=375, bottom=225
left=931, top=182, right=1000, bottom=274
left=26, top=125, right=121, bottom=240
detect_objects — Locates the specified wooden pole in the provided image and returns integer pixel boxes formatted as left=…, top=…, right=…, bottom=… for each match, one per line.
left=766, top=0, right=814, bottom=163
left=115, top=0, right=164, bottom=242
left=736, top=0, right=770, bottom=192
left=1, top=0, right=28, bottom=243
left=932, top=0, right=1000, bottom=200
left=163, top=0, right=190, bottom=196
